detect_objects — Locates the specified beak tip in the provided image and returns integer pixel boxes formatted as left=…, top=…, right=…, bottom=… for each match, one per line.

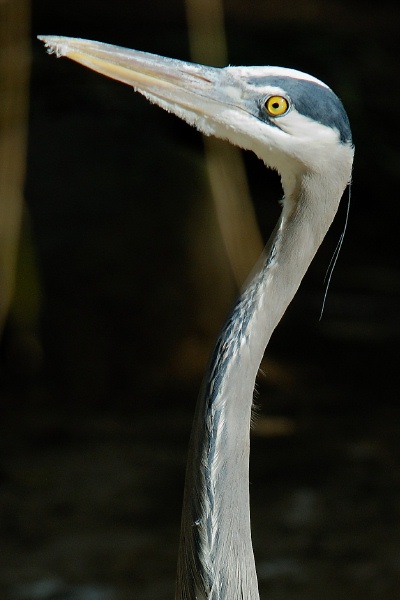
left=38, top=35, right=71, bottom=58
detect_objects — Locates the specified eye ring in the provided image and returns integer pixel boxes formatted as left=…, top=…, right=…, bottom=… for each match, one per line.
left=264, top=95, right=290, bottom=117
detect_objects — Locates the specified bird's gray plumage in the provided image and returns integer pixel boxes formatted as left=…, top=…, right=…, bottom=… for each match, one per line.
left=38, top=36, right=354, bottom=600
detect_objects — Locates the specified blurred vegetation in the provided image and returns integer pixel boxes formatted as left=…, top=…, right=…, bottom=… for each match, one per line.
left=0, top=0, right=36, bottom=380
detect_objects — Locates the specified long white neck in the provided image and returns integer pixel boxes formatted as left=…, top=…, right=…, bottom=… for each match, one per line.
left=175, top=172, right=345, bottom=600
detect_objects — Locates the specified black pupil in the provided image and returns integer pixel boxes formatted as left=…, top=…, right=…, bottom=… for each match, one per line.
left=272, top=102, right=280, bottom=109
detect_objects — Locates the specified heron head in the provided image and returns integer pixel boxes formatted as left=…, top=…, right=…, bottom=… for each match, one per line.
left=39, top=37, right=354, bottom=190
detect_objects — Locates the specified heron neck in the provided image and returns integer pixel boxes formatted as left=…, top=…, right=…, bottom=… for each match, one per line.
left=176, top=173, right=343, bottom=600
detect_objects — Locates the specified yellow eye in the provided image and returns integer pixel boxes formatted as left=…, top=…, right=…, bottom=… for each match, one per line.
left=265, top=95, right=289, bottom=116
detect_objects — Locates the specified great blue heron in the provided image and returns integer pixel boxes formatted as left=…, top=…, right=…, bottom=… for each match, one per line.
left=39, top=36, right=354, bottom=600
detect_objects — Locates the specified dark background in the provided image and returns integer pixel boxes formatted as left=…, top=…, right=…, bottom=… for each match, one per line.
left=1, top=1, right=400, bottom=599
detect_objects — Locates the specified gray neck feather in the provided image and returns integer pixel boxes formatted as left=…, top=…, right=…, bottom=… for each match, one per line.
left=175, top=174, right=343, bottom=600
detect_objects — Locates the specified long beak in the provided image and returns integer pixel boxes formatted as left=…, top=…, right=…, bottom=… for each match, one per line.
left=38, top=36, right=237, bottom=121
